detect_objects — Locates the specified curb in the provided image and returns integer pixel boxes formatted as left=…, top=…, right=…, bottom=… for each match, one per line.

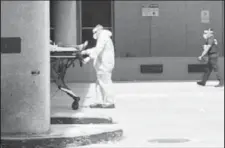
left=51, top=117, right=113, bottom=124
left=1, top=129, right=123, bottom=148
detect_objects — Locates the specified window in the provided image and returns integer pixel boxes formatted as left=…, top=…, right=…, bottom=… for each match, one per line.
left=80, top=0, right=113, bottom=48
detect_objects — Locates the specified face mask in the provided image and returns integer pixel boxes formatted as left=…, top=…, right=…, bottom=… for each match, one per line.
left=93, top=34, right=97, bottom=40
left=203, top=34, right=208, bottom=39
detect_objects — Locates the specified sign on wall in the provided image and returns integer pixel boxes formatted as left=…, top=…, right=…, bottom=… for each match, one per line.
left=201, top=10, right=210, bottom=23
left=142, top=4, right=159, bottom=17
left=1, top=37, right=21, bottom=54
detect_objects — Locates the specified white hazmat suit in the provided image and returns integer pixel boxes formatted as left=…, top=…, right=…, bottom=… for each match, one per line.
left=82, top=26, right=115, bottom=108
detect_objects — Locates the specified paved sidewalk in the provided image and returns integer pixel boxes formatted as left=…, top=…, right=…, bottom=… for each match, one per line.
left=61, top=81, right=223, bottom=148
left=1, top=83, right=124, bottom=148
left=50, top=83, right=114, bottom=124
left=6, top=81, right=220, bottom=148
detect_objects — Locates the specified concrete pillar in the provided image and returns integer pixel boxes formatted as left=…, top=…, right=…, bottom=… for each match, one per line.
left=51, top=1, right=77, bottom=46
left=1, top=1, right=50, bottom=134
left=50, top=1, right=95, bottom=83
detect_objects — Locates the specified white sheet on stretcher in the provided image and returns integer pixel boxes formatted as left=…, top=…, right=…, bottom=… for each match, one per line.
left=50, top=44, right=78, bottom=52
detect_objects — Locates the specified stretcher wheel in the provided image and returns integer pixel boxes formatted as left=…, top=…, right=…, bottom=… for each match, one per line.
left=72, top=99, right=79, bottom=110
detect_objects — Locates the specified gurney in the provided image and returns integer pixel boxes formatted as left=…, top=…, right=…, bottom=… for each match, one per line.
left=50, top=41, right=89, bottom=110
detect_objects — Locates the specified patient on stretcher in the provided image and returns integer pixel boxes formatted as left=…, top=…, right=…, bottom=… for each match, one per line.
left=49, top=40, right=88, bottom=52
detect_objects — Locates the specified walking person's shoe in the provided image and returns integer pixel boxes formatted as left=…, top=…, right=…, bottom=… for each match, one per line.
left=89, top=103, right=103, bottom=108
left=197, top=81, right=206, bottom=86
left=89, top=102, right=115, bottom=109
left=215, top=81, right=224, bottom=87
left=101, top=104, right=115, bottom=109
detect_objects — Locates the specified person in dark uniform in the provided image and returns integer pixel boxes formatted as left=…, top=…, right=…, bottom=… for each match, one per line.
left=197, top=28, right=224, bottom=87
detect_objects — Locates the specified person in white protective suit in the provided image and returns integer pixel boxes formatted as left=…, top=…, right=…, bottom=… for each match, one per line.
left=81, top=25, right=115, bottom=108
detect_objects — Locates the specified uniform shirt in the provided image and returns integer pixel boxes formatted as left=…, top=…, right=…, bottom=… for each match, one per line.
left=206, top=36, right=219, bottom=57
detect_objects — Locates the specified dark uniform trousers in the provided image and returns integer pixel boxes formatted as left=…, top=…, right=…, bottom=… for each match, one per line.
left=201, top=55, right=223, bottom=84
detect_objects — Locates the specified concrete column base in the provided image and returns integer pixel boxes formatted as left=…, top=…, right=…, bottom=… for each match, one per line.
left=1, top=125, right=123, bottom=148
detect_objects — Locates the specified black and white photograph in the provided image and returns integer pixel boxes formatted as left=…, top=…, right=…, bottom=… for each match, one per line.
left=1, top=0, right=224, bottom=148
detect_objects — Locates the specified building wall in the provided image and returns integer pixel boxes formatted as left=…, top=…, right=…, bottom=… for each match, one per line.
left=114, top=1, right=151, bottom=57
left=112, top=57, right=224, bottom=81
left=59, top=1, right=224, bottom=82
left=184, top=1, right=224, bottom=57
left=114, top=1, right=224, bottom=57
left=108, top=1, right=224, bottom=81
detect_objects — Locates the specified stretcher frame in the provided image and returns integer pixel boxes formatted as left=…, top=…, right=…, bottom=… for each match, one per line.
left=50, top=42, right=88, bottom=110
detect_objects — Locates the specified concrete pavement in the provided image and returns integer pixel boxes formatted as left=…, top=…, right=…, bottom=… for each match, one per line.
left=1, top=83, right=123, bottom=148
left=2, top=81, right=222, bottom=148
left=68, top=81, right=223, bottom=148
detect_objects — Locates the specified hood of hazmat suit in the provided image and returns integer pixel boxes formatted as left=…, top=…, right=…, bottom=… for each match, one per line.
left=90, top=29, right=115, bottom=74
